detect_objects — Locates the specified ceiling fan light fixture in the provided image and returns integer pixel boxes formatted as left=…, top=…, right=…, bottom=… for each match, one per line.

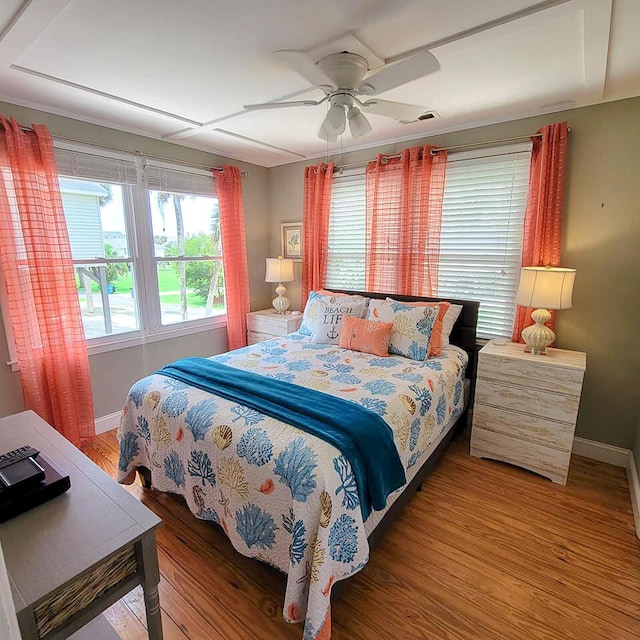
left=317, top=119, right=339, bottom=143
left=249, top=49, right=440, bottom=143
left=347, top=106, right=372, bottom=138
left=324, top=103, right=346, bottom=135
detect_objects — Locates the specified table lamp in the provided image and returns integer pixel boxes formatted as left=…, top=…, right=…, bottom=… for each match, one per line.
left=265, top=256, right=295, bottom=314
left=515, top=266, right=576, bottom=355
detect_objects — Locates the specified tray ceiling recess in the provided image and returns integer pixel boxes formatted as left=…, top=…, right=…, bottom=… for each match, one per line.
left=0, top=0, right=637, bottom=167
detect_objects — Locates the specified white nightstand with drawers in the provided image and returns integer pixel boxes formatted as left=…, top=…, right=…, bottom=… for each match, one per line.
left=246, top=309, right=303, bottom=345
left=470, top=341, right=586, bottom=485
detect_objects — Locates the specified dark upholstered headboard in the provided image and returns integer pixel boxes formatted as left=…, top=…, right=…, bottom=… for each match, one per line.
left=332, top=290, right=480, bottom=380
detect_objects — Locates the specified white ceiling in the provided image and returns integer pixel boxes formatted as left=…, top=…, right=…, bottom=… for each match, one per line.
left=0, top=0, right=638, bottom=167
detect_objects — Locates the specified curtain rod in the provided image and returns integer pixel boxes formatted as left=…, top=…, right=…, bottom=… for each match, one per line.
left=0, top=123, right=34, bottom=134
left=334, top=128, right=572, bottom=172
left=0, top=123, right=248, bottom=175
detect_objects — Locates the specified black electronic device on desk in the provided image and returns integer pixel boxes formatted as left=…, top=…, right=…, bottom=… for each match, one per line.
left=0, top=444, right=71, bottom=522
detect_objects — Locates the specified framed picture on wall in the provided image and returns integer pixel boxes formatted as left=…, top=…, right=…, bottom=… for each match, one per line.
left=281, top=222, right=303, bottom=261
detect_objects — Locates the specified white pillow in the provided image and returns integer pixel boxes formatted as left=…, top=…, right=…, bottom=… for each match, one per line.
left=300, top=290, right=368, bottom=336
left=441, top=303, right=463, bottom=350
left=366, top=299, right=440, bottom=361
left=310, top=300, right=368, bottom=344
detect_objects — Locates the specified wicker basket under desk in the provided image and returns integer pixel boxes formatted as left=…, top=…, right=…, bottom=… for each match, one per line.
left=34, top=545, right=138, bottom=638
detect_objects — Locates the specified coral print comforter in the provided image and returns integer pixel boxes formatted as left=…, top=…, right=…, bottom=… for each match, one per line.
left=117, top=333, right=468, bottom=639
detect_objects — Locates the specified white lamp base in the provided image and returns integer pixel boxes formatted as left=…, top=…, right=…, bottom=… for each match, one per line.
left=521, top=308, right=555, bottom=355
left=272, top=283, right=291, bottom=314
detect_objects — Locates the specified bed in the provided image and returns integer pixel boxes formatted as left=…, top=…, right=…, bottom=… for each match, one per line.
left=117, top=291, right=479, bottom=639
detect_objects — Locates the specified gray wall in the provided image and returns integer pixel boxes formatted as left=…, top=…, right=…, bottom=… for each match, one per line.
left=0, top=101, right=272, bottom=419
left=269, top=97, right=640, bottom=449
left=1, top=98, right=639, bottom=448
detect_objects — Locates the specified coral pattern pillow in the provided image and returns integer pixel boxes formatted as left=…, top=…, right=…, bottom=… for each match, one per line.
left=309, top=300, right=367, bottom=344
left=385, top=298, right=450, bottom=357
left=339, top=316, right=393, bottom=357
left=300, top=290, right=368, bottom=336
left=366, top=299, right=439, bottom=361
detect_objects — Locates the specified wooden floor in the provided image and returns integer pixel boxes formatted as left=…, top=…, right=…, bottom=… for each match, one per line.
left=82, top=429, right=640, bottom=640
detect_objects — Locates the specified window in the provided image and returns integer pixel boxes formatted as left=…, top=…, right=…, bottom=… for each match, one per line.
left=148, top=190, right=224, bottom=325
left=53, top=144, right=225, bottom=352
left=61, top=178, right=138, bottom=339
left=326, top=169, right=366, bottom=291
left=325, top=144, right=532, bottom=338
left=438, top=146, right=530, bottom=337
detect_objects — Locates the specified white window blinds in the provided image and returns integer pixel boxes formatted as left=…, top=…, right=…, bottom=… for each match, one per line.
left=144, top=163, right=216, bottom=197
left=438, top=144, right=531, bottom=338
left=54, top=146, right=140, bottom=185
left=325, top=143, right=532, bottom=339
left=54, top=145, right=216, bottom=197
left=326, top=169, right=366, bottom=290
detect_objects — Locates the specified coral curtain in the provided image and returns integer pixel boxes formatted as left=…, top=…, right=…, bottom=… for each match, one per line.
left=512, top=121, right=569, bottom=342
left=365, top=145, right=447, bottom=296
left=216, top=165, right=250, bottom=350
left=301, top=162, right=334, bottom=308
left=0, top=116, right=94, bottom=446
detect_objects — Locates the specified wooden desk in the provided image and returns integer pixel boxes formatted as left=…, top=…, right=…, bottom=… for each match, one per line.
left=0, top=411, right=163, bottom=640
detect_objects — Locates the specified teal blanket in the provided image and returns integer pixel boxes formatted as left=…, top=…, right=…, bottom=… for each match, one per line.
left=159, top=357, right=406, bottom=520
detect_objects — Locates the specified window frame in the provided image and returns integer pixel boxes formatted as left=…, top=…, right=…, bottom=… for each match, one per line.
left=2, top=142, right=227, bottom=369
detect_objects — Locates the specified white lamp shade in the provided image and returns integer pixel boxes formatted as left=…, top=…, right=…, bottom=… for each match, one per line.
left=265, top=257, right=294, bottom=283
left=324, top=104, right=346, bottom=135
left=515, top=267, right=576, bottom=310
left=348, top=107, right=372, bottom=138
left=317, top=120, right=339, bottom=142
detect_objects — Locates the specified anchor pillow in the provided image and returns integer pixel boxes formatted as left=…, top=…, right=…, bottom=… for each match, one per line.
left=299, top=290, right=368, bottom=336
left=309, top=299, right=368, bottom=344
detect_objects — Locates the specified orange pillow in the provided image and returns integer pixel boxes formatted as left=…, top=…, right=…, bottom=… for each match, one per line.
left=339, top=316, right=393, bottom=357
left=317, top=288, right=356, bottom=297
left=385, top=298, right=451, bottom=357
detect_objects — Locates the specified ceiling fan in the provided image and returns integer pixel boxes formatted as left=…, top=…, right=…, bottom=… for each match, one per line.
left=243, top=49, right=439, bottom=142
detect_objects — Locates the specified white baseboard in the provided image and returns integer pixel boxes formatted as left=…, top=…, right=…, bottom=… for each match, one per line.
left=626, top=452, right=640, bottom=540
left=94, top=410, right=121, bottom=435
left=572, top=436, right=630, bottom=467
left=572, top=437, right=639, bottom=540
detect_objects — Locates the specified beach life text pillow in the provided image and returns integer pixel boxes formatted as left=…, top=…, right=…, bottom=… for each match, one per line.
left=309, top=300, right=367, bottom=344
left=300, top=290, right=368, bottom=336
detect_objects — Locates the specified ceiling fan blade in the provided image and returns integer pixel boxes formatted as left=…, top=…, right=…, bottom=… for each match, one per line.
left=243, top=99, right=324, bottom=111
left=358, top=50, right=439, bottom=96
left=273, top=50, right=335, bottom=88
left=360, top=99, right=428, bottom=121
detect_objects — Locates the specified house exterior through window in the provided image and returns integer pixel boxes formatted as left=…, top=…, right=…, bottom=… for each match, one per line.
left=0, top=142, right=227, bottom=363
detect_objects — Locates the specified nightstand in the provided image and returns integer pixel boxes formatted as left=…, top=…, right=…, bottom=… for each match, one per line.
left=246, top=309, right=302, bottom=345
left=470, top=341, right=586, bottom=485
